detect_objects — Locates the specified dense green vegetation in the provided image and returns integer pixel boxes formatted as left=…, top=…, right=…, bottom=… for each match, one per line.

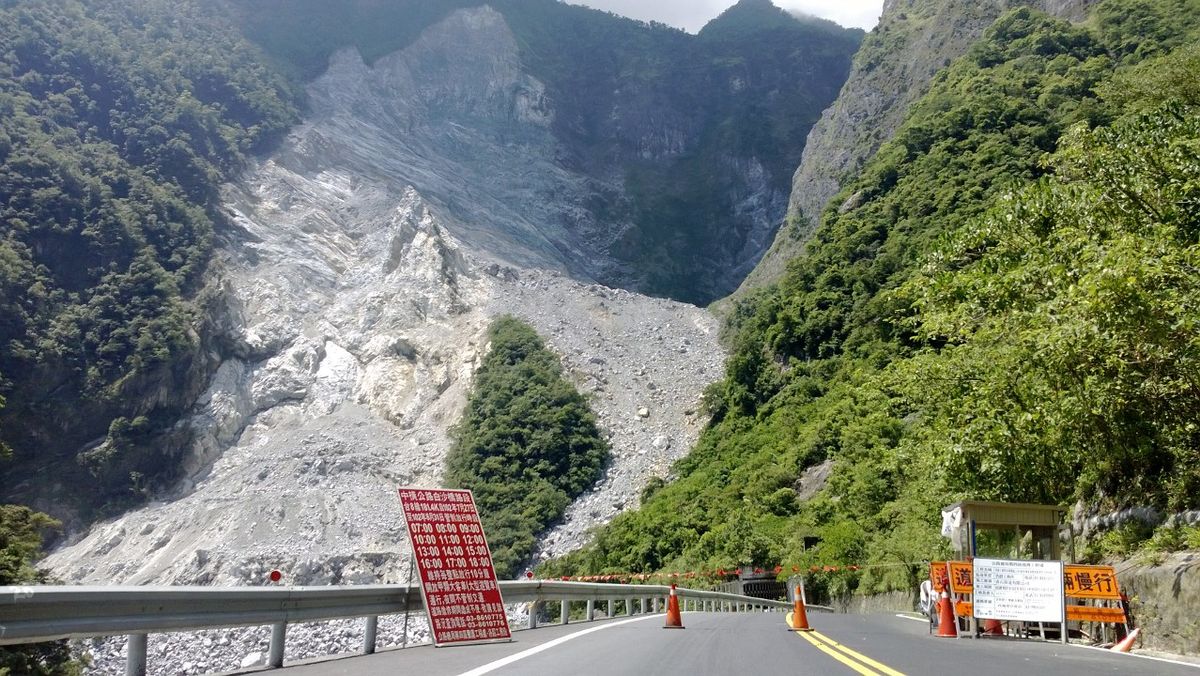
left=0, top=0, right=298, bottom=513
left=445, top=317, right=609, bottom=578
left=0, top=505, right=80, bottom=674
left=545, top=0, right=1200, bottom=596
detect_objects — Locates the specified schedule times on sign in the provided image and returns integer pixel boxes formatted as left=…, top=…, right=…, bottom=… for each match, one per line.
left=398, top=488, right=512, bottom=645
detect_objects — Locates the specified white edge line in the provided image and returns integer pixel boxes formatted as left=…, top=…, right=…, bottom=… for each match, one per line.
left=890, top=613, right=1198, bottom=670
left=1072, top=643, right=1200, bottom=669
left=455, top=613, right=664, bottom=676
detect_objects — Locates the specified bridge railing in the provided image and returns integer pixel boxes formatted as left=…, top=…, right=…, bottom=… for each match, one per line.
left=0, top=582, right=791, bottom=673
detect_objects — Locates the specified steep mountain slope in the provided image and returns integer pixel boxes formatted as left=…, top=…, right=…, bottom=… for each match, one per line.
left=737, top=0, right=1097, bottom=293
left=0, top=0, right=298, bottom=524
left=44, top=6, right=724, bottom=589
left=547, top=0, right=1200, bottom=594
left=231, top=0, right=864, bottom=304
left=2, top=0, right=860, bottom=536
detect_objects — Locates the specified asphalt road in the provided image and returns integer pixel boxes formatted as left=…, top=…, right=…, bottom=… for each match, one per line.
left=271, top=611, right=1199, bottom=676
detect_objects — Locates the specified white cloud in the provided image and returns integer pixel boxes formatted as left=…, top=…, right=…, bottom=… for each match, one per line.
left=778, top=0, right=883, bottom=29
left=570, top=0, right=884, bottom=32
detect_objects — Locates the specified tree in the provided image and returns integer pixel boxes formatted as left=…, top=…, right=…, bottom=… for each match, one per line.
left=445, top=317, right=609, bottom=577
left=0, top=505, right=82, bottom=675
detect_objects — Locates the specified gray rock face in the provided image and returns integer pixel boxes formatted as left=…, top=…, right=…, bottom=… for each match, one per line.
left=47, top=11, right=726, bottom=672
left=1120, top=552, right=1200, bottom=656
left=295, top=8, right=596, bottom=279
left=738, top=0, right=1098, bottom=294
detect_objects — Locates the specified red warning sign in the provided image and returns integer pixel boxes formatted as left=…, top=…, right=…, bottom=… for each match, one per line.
left=397, top=488, right=512, bottom=646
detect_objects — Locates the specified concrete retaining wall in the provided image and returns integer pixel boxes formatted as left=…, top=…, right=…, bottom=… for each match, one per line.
left=833, top=590, right=915, bottom=615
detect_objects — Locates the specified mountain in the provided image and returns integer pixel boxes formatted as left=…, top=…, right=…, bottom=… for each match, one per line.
left=227, top=0, right=863, bottom=305
left=5, top=0, right=1198, bottom=670
left=548, top=0, right=1200, bottom=609
left=0, top=0, right=299, bottom=523
left=737, top=0, right=1097, bottom=294
left=0, top=0, right=860, bottom=532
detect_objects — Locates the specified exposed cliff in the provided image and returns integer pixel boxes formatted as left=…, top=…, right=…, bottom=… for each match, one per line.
left=45, top=5, right=726, bottom=589
left=231, top=0, right=863, bottom=305
left=3, top=0, right=858, bottom=536
left=737, top=0, right=1098, bottom=294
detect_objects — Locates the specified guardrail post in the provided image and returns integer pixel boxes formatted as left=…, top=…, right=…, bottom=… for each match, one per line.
left=126, top=633, right=147, bottom=676
left=364, top=615, right=378, bottom=654
left=639, top=598, right=646, bottom=614
left=653, top=597, right=661, bottom=614
left=586, top=599, right=595, bottom=621
left=528, top=601, right=539, bottom=629
left=560, top=599, right=569, bottom=625
left=608, top=599, right=614, bottom=618
left=269, top=621, right=287, bottom=668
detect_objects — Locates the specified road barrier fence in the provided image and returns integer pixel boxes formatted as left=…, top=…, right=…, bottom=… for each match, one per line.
left=1, top=581, right=801, bottom=674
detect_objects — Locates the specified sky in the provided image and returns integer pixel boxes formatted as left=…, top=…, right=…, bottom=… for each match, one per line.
left=573, top=0, right=885, bottom=32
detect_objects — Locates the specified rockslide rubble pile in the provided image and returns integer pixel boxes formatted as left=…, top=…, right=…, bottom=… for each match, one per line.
left=43, top=8, right=727, bottom=674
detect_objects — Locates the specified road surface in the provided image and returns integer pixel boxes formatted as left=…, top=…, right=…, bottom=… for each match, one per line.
left=272, top=611, right=1197, bottom=675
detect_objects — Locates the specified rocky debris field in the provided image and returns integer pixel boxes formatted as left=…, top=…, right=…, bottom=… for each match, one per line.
left=44, top=10, right=727, bottom=674
left=79, top=616, right=428, bottom=676
left=42, top=2, right=732, bottom=581
left=489, top=272, right=721, bottom=563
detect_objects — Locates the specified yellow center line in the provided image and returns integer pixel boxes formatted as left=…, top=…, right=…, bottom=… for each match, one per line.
left=796, top=630, right=882, bottom=676
left=809, top=630, right=907, bottom=676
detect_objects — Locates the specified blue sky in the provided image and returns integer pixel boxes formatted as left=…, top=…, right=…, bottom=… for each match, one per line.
left=574, top=0, right=885, bottom=32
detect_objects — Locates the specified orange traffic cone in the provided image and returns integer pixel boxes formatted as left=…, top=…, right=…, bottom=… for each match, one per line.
left=936, top=592, right=958, bottom=638
left=788, top=586, right=813, bottom=632
left=982, top=619, right=1003, bottom=636
left=663, top=584, right=684, bottom=629
left=1111, top=627, right=1140, bottom=652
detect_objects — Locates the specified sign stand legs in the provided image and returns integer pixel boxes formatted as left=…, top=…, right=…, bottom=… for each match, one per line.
left=402, top=557, right=416, bottom=648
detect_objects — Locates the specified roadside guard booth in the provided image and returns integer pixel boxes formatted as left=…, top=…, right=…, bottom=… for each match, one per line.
left=941, top=501, right=1070, bottom=561
left=933, top=501, right=1130, bottom=643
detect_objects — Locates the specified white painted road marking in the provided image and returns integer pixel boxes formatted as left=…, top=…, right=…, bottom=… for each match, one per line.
left=455, top=613, right=664, bottom=676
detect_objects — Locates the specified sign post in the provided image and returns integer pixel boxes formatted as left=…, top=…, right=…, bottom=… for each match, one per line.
left=973, top=558, right=1066, bottom=644
left=397, top=488, right=512, bottom=646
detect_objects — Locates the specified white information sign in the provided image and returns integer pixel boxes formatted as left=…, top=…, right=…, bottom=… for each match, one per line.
left=972, top=558, right=1064, bottom=624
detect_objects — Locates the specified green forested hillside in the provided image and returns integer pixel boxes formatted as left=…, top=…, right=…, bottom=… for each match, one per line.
left=545, top=0, right=1200, bottom=595
left=445, top=317, right=609, bottom=578
left=0, top=506, right=78, bottom=674
left=0, top=0, right=297, bottom=514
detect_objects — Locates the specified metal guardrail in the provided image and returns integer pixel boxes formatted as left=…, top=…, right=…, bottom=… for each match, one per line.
left=0, top=582, right=792, bottom=674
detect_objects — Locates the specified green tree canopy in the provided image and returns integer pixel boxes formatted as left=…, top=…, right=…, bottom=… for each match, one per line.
left=544, top=0, right=1200, bottom=592
left=445, top=316, right=609, bottom=578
